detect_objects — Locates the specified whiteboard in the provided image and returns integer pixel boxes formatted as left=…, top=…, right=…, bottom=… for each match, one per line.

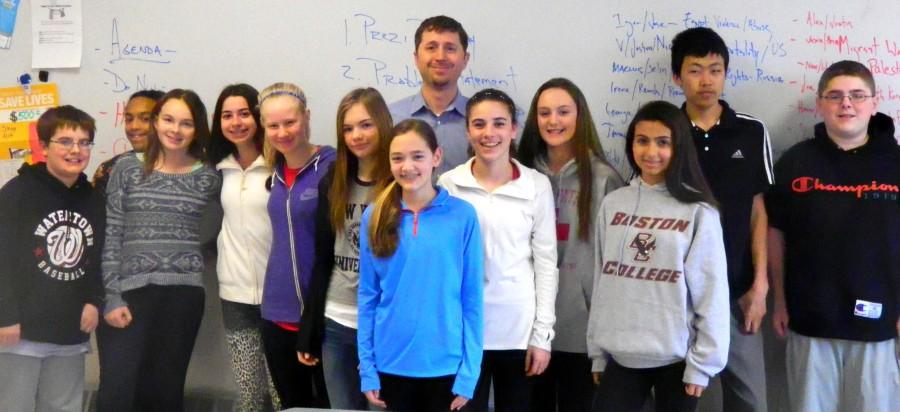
left=1, top=0, right=898, bottom=177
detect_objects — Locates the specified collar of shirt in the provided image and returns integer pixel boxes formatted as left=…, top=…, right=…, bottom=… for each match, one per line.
left=683, top=100, right=739, bottom=134
left=408, top=90, right=468, bottom=118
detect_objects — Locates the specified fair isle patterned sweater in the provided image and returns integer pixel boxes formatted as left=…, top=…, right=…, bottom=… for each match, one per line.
left=101, top=153, right=221, bottom=314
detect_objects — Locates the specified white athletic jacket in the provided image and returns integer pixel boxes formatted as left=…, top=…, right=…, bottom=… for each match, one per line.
left=216, top=154, right=272, bottom=305
left=439, top=158, right=558, bottom=351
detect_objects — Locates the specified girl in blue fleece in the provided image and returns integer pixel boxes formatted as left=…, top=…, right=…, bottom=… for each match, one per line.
left=358, top=119, right=484, bottom=411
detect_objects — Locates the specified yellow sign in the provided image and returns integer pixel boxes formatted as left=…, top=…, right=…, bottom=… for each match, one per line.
left=0, top=83, right=59, bottom=163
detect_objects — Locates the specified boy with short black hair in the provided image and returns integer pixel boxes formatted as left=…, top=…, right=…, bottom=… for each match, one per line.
left=0, top=105, right=106, bottom=412
left=92, top=89, right=164, bottom=194
left=767, top=60, right=899, bottom=412
left=671, top=27, right=773, bottom=412
left=390, top=15, right=471, bottom=174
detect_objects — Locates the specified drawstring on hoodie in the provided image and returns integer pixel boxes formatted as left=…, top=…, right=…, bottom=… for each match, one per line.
left=616, top=179, right=644, bottom=267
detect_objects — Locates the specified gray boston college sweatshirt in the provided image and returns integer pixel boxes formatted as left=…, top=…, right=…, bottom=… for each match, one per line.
left=586, top=178, right=729, bottom=387
left=535, top=156, right=624, bottom=353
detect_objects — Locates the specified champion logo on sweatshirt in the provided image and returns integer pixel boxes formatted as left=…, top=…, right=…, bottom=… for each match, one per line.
left=32, top=210, right=95, bottom=281
left=791, top=176, right=899, bottom=199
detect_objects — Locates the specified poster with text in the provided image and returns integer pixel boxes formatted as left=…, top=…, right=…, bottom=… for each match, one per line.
left=0, top=83, right=59, bottom=163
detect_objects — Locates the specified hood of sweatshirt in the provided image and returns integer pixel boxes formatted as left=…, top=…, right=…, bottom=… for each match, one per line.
left=812, top=112, right=897, bottom=154
left=272, top=145, right=337, bottom=180
left=18, top=162, right=93, bottom=198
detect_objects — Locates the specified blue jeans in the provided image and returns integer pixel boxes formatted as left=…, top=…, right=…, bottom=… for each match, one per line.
left=323, top=317, right=369, bottom=410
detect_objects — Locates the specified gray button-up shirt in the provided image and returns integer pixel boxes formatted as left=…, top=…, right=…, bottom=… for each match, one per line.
left=389, top=91, right=470, bottom=176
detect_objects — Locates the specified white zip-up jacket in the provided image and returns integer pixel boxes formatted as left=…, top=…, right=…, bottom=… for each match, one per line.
left=586, top=178, right=729, bottom=387
left=216, top=154, right=272, bottom=305
left=439, top=158, right=558, bottom=351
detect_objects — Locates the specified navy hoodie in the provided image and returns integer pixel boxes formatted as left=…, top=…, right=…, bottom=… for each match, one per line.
left=767, top=113, right=899, bottom=341
left=0, top=163, right=105, bottom=345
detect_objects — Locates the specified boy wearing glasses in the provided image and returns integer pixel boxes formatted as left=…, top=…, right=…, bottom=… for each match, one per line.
left=671, top=27, right=773, bottom=412
left=767, top=60, right=899, bottom=412
left=0, top=106, right=106, bottom=412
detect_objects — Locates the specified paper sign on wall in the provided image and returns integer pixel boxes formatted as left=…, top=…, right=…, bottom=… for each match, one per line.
left=31, top=0, right=82, bottom=68
left=0, top=83, right=59, bottom=163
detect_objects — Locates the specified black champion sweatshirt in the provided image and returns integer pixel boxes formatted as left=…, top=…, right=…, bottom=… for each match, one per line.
left=767, top=113, right=899, bottom=341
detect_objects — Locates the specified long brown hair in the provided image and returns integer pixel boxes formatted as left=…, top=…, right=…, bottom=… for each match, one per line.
left=368, top=119, right=439, bottom=257
left=625, top=101, right=717, bottom=207
left=143, top=89, right=210, bottom=176
left=330, top=88, right=393, bottom=232
left=518, top=78, right=620, bottom=241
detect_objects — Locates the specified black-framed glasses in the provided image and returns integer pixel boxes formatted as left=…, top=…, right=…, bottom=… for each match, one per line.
left=50, top=138, right=95, bottom=150
left=819, top=92, right=872, bottom=104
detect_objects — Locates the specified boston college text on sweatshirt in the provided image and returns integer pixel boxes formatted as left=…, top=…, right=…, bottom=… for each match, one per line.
left=586, top=178, right=730, bottom=387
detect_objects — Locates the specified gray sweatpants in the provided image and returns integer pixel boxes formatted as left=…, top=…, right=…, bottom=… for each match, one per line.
left=716, top=306, right=768, bottom=412
left=0, top=352, right=85, bottom=412
left=786, top=331, right=900, bottom=412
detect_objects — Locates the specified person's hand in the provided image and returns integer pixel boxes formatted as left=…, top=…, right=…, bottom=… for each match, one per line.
left=0, top=324, right=21, bottom=347
left=296, top=352, right=319, bottom=366
left=525, top=345, right=551, bottom=376
left=104, top=306, right=132, bottom=328
left=80, top=304, right=99, bottom=333
left=685, top=383, right=705, bottom=397
left=450, top=395, right=469, bottom=410
left=772, top=300, right=789, bottom=339
left=738, top=284, right=767, bottom=334
left=364, top=390, right=387, bottom=408
left=592, top=372, right=602, bottom=385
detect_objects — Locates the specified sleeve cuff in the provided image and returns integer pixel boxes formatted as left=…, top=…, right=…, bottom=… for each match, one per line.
left=528, top=329, right=553, bottom=352
left=591, top=356, right=607, bottom=373
left=86, top=295, right=105, bottom=313
left=682, top=364, right=711, bottom=387
left=103, top=294, right=126, bottom=315
left=359, top=373, right=381, bottom=393
left=451, top=376, right=476, bottom=399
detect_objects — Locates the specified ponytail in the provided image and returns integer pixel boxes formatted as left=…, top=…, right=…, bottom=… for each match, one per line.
left=368, top=180, right=402, bottom=257
left=368, top=119, right=438, bottom=257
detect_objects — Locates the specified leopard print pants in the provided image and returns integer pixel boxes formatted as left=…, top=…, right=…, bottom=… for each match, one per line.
left=222, top=300, right=281, bottom=412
